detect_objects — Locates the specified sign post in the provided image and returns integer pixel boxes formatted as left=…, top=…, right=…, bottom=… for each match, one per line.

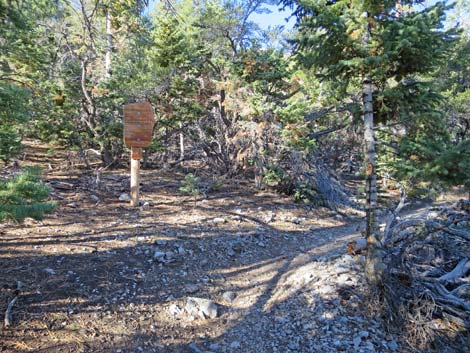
left=123, top=102, right=155, bottom=207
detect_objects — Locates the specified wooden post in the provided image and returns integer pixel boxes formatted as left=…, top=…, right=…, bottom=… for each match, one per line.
left=130, top=147, right=140, bottom=207
left=123, top=102, right=155, bottom=207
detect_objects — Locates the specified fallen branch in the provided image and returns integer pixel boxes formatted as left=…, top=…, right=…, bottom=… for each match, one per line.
left=383, top=186, right=407, bottom=243
left=438, top=258, right=470, bottom=283
left=382, top=201, right=470, bottom=350
left=4, top=282, right=22, bottom=328
left=387, top=219, right=470, bottom=245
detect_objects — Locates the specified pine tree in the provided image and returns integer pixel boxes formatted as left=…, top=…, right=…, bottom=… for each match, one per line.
left=282, top=0, right=457, bottom=284
left=0, top=167, right=57, bottom=223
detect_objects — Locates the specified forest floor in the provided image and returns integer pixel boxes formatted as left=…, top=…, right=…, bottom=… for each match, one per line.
left=0, top=141, right=465, bottom=353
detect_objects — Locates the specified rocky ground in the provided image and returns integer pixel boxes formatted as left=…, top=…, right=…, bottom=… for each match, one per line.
left=0, top=141, right=459, bottom=353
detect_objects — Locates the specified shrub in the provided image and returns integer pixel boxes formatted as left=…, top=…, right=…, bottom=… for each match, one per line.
left=179, top=173, right=200, bottom=196
left=0, top=167, right=57, bottom=222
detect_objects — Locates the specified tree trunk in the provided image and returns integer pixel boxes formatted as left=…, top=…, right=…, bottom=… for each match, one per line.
left=363, top=77, right=384, bottom=285
left=362, top=13, right=384, bottom=286
left=179, top=121, right=184, bottom=161
left=105, top=7, right=112, bottom=78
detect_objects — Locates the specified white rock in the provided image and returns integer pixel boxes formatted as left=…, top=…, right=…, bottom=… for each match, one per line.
left=291, top=216, right=301, bottom=224
left=168, top=304, right=182, bottom=317
left=426, top=211, right=440, bottom=219
left=222, top=291, right=236, bottom=302
left=186, top=297, right=218, bottom=319
left=211, top=217, right=226, bottom=224
left=119, top=193, right=131, bottom=202
left=318, top=285, right=335, bottom=295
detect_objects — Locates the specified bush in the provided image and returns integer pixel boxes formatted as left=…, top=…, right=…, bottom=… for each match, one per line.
left=0, top=167, right=57, bottom=222
left=179, top=173, right=200, bottom=195
left=0, top=128, right=22, bottom=163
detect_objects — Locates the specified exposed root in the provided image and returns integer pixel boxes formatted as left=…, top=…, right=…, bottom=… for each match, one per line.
left=382, top=201, right=470, bottom=352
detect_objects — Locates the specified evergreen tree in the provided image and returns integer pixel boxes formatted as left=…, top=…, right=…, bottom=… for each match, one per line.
left=0, top=167, right=57, bottom=223
left=282, top=0, right=457, bottom=284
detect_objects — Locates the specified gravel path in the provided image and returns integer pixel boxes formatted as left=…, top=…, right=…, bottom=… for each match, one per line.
left=1, top=164, right=409, bottom=353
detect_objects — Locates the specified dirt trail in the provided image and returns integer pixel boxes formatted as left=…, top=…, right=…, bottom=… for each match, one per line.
left=0, top=141, right=417, bottom=353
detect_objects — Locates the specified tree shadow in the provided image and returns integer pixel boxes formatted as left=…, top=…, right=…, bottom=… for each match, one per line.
left=1, top=170, right=368, bottom=353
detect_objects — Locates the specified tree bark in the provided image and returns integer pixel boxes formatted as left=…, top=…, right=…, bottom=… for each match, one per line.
left=105, top=7, right=112, bottom=78
left=179, top=121, right=185, bottom=161
left=362, top=13, right=383, bottom=286
left=363, top=75, right=383, bottom=286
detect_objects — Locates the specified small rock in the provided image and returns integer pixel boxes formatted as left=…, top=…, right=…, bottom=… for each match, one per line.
left=168, top=304, right=182, bottom=317
left=90, top=194, right=99, bottom=202
left=230, top=341, right=241, bottom=349
left=44, top=268, right=56, bottom=275
left=140, top=201, right=150, bottom=209
left=353, top=336, right=362, bottom=347
left=211, top=217, right=226, bottom=224
left=364, top=341, right=376, bottom=352
left=222, top=291, right=236, bottom=302
left=186, top=297, right=218, bottom=319
left=318, top=285, right=334, bottom=295
left=184, top=284, right=200, bottom=294
left=154, top=251, right=165, bottom=261
left=388, top=340, right=398, bottom=351
left=264, top=210, right=275, bottom=223
left=209, top=343, right=220, bottom=351
left=291, top=216, right=301, bottom=224
left=336, top=273, right=353, bottom=285
left=334, top=265, right=350, bottom=275
left=426, top=211, right=440, bottom=219
left=118, top=193, right=131, bottom=202
left=188, top=343, right=204, bottom=353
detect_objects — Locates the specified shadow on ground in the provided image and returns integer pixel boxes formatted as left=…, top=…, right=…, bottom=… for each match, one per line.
left=1, top=168, right=364, bottom=353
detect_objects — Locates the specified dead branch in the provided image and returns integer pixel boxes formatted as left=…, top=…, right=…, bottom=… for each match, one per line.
left=4, top=281, right=22, bottom=328
left=3, top=297, right=17, bottom=328
left=382, top=201, right=470, bottom=351
left=437, top=258, right=470, bottom=283
left=383, top=186, right=408, bottom=243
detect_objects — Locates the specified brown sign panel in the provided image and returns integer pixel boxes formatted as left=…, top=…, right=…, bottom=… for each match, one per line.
left=123, top=102, right=155, bottom=148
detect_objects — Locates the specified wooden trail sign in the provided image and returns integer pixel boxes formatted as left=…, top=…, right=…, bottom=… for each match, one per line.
left=123, top=102, right=155, bottom=206
left=123, top=102, right=155, bottom=148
